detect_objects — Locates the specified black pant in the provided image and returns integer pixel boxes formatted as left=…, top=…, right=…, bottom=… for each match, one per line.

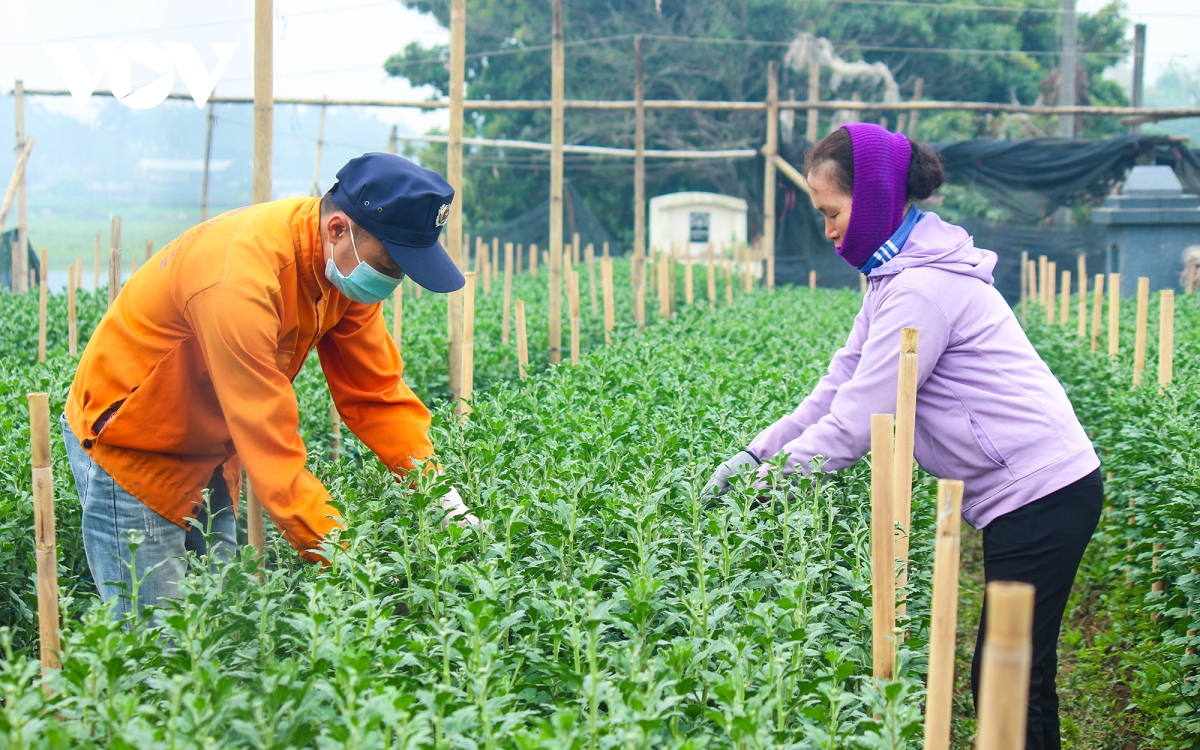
left=970, top=467, right=1103, bottom=750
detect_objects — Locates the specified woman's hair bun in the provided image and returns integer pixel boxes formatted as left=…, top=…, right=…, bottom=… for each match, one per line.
left=906, top=138, right=944, bottom=201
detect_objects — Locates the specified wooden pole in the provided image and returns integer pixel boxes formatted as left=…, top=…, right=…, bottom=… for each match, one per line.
left=530, top=243, right=538, bottom=277
left=1060, top=270, right=1071, bottom=325
left=633, top=35, right=646, bottom=317
left=763, top=61, right=779, bottom=270
left=311, top=99, right=327, bottom=198
left=330, top=403, right=341, bottom=462
left=38, top=248, right=47, bottom=363
left=571, top=232, right=579, bottom=267
left=1044, top=261, right=1056, bottom=324
left=1108, top=273, right=1120, bottom=357
left=459, top=272, right=476, bottom=414
left=602, top=241, right=609, bottom=258
left=547, top=0, right=565, bottom=364
left=923, top=479, right=964, bottom=750
left=515, top=299, right=529, bottom=379
left=482, top=237, right=492, bottom=295
left=569, top=269, right=581, bottom=364
left=94, top=234, right=101, bottom=291
left=893, top=328, right=919, bottom=624
left=0, top=136, right=34, bottom=230
left=658, top=252, right=670, bottom=320
left=1027, top=259, right=1038, bottom=304
left=28, top=392, right=61, bottom=679
left=393, top=283, right=402, bottom=354
left=1132, top=277, right=1149, bottom=386
left=1037, top=255, right=1047, bottom=307
left=706, top=243, right=716, bottom=302
left=601, top=256, right=614, bottom=345
left=1019, top=250, right=1028, bottom=325
left=144, top=238, right=152, bottom=265
left=108, top=215, right=122, bottom=307
left=871, top=413, right=896, bottom=681
left=503, top=242, right=514, bottom=345
left=1158, top=290, right=1174, bottom=389
left=387, top=124, right=399, bottom=154
left=1076, top=254, right=1087, bottom=336
left=200, top=102, right=214, bottom=221
left=1091, top=273, right=1104, bottom=352
left=446, top=0, right=466, bottom=399
left=587, top=243, right=598, bottom=313
left=974, top=581, right=1036, bottom=750
left=253, top=0, right=273, bottom=205
left=516, top=243, right=524, bottom=275
left=806, top=46, right=820, bottom=143
left=684, top=259, right=694, bottom=306
left=130, top=248, right=137, bottom=280
left=68, top=264, right=77, bottom=358
left=489, top=236, right=498, bottom=293
left=907, top=77, right=924, bottom=139
left=808, top=268, right=817, bottom=290
left=15, top=80, right=28, bottom=293
left=246, top=481, right=264, bottom=557
left=767, top=254, right=774, bottom=292
left=725, top=257, right=733, bottom=304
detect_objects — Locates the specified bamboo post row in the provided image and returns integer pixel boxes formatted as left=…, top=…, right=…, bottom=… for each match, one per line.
left=569, top=269, right=581, bottom=365
left=1091, top=273, right=1104, bottom=352
left=38, top=248, right=47, bottom=363
left=1132, top=277, right=1150, bottom=386
left=893, top=328, right=919, bottom=624
left=330, top=403, right=341, bottom=462
left=1027, top=259, right=1037, bottom=306
left=1108, top=273, right=1120, bottom=357
left=1037, top=255, right=1047, bottom=306
left=515, top=299, right=529, bottom=378
left=871, top=413, right=896, bottom=681
left=445, top=0, right=466, bottom=400
left=1077, top=254, right=1087, bottom=337
left=1059, top=270, right=1071, bottom=325
left=459, top=272, right=476, bottom=414
left=706, top=243, right=716, bottom=302
left=1044, top=261, right=1056, bottom=324
left=28, top=392, right=61, bottom=681
left=587, top=243, right=598, bottom=313
left=684, top=259, right=693, bottom=306
left=601, top=256, right=614, bottom=345
left=108, top=215, right=122, bottom=307
left=502, top=242, right=514, bottom=345
left=547, top=0, right=565, bottom=364
left=68, top=264, right=77, bottom=358
left=489, top=236, right=498, bottom=293
left=922, top=479, right=964, bottom=750
left=974, top=581, right=1036, bottom=750
left=1159, top=290, right=1174, bottom=389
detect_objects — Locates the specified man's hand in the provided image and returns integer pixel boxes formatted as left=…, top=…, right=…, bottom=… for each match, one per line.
left=701, top=451, right=761, bottom=503
left=440, top=487, right=480, bottom=528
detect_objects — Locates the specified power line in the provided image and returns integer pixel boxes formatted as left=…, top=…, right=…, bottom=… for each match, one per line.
left=825, top=0, right=1200, bottom=18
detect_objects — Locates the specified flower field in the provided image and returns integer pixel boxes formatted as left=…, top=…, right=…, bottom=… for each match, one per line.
left=0, top=259, right=1196, bottom=748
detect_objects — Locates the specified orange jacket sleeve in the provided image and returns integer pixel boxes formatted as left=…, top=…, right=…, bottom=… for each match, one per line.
left=317, top=300, right=434, bottom=475
left=184, top=282, right=344, bottom=561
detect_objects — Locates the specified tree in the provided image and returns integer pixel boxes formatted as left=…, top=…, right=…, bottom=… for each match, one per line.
left=386, top=0, right=1129, bottom=243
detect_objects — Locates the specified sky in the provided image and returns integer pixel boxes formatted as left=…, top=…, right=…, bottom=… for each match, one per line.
left=1078, top=0, right=1199, bottom=87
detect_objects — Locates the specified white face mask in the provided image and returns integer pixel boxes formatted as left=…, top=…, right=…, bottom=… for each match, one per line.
left=324, top=223, right=402, bottom=304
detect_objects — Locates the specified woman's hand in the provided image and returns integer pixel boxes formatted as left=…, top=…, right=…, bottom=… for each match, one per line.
left=701, top=451, right=761, bottom=503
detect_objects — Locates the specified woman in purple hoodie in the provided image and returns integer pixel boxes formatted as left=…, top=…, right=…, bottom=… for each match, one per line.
left=704, top=123, right=1101, bottom=750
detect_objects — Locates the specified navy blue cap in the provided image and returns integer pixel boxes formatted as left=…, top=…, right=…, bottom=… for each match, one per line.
left=329, top=153, right=464, bottom=293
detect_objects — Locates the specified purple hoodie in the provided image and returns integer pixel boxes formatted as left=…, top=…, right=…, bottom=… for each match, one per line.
left=748, top=212, right=1099, bottom=529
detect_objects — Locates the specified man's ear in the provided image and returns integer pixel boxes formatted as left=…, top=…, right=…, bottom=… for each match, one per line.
left=325, top=211, right=350, bottom=242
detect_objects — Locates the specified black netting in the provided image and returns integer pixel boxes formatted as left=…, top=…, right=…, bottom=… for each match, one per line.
left=468, top=180, right=622, bottom=265
left=1, top=229, right=41, bottom=292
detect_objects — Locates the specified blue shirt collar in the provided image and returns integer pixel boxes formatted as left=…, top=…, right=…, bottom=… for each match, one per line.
left=858, top=204, right=924, bottom=275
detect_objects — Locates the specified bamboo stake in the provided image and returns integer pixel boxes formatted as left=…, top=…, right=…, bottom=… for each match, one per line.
left=1091, top=273, right=1104, bottom=352
left=330, top=403, right=341, bottom=461
left=490, top=236, right=499, bottom=292
left=572, top=232, right=580, bottom=267
left=602, top=241, right=609, bottom=258
left=1077, top=263, right=1088, bottom=338
left=1059, top=270, right=1071, bottom=325
left=601, top=256, right=614, bottom=345
left=38, top=248, right=47, bottom=363
left=1027, top=259, right=1037, bottom=304
left=1044, top=261, right=1056, bottom=324
left=767, top=253, right=774, bottom=292
left=94, top=234, right=101, bottom=291
left=633, top=35, right=646, bottom=301
left=706, top=243, right=716, bottom=302
left=108, top=216, right=122, bottom=307
left=145, top=238, right=153, bottom=264
left=658, top=253, right=670, bottom=320
left=1132, top=277, right=1149, bottom=386
left=0, top=136, right=34, bottom=230
left=893, top=328, right=919, bottom=624
left=586, top=243, right=597, bottom=313
left=634, top=254, right=645, bottom=330
left=502, top=242, right=514, bottom=345
left=311, top=98, right=327, bottom=197
left=530, top=243, right=538, bottom=277
left=668, top=245, right=677, bottom=316
left=516, top=243, right=524, bottom=275
left=252, top=0, right=273, bottom=205
left=1037, top=255, right=1047, bottom=306
left=445, top=0, right=466, bottom=399
left=763, top=62, right=779, bottom=268
left=1158, top=290, right=1174, bottom=389
left=1019, top=250, right=1028, bottom=325
left=569, top=269, right=581, bottom=365
left=742, top=244, right=753, bottom=293
left=246, top=482, right=264, bottom=557
left=28, top=392, right=61, bottom=679
left=15, top=80, right=28, bottom=293
left=393, top=283, right=402, bottom=354
left=200, top=102, right=214, bottom=221
left=974, top=581, right=1036, bottom=750
left=725, top=257, right=733, bottom=304
left=1108, top=273, right=1120, bottom=357
left=806, top=44, right=821, bottom=142
left=548, top=0, right=564, bottom=364
left=684, top=260, right=694, bottom=305
left=808, top=268, right=816, bottom=290
left=459, top=272, right=476, bottom=414
left=923, top=479, right=964, bottom=750
left=68, top=264, right=77, bottom=358
left=515, top=299, right=529, bottom=378
left=871, top=413, right=896, bottom=681
left=130, top=250, right=137, bottom=280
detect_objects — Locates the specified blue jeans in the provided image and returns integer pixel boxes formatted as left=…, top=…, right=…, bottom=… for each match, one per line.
left=60, top=414, right=238, bottom=618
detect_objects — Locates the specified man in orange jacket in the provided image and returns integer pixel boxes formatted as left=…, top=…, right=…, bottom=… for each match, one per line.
left=62, top=153, right=476, bottom=617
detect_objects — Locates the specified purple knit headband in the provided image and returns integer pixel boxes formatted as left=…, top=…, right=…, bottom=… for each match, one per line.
left=836, top=123, right=912, bottom=269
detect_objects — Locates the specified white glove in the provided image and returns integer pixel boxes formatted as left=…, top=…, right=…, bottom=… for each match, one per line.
left=440, top=487, right=479, bottom=528
left=701, top=451, right=762, bottom=503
